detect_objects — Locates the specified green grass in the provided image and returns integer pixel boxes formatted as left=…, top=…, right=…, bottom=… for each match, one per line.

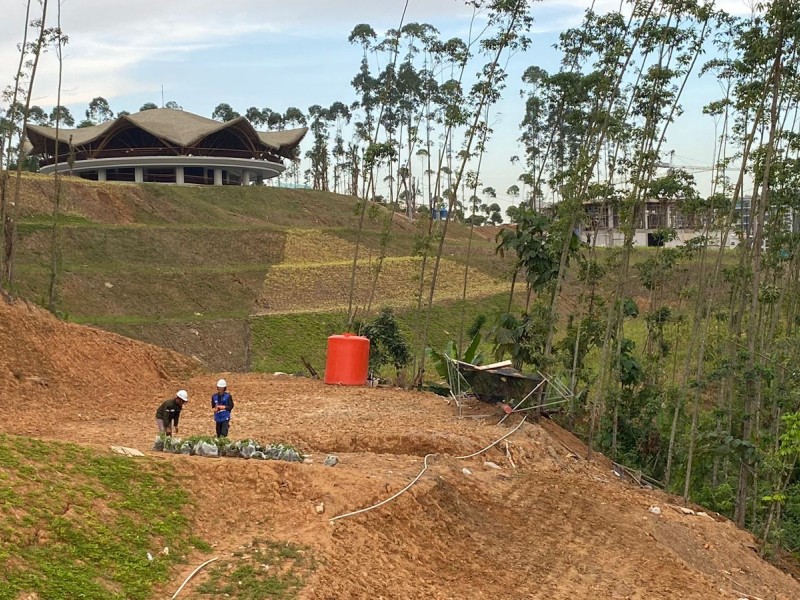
left=17, top=262, right=278, bottom=277
left=188, top=536, right=214, bottom=553
left=250, top=292, right=515, bottom=374
left=17, top=213, right=96, bottom=227
left=194, top=539, right=313, bottom=600
left=16, top=224, right=290, bottom=270
left=66, top=310, right=252, bottom=326
left=11, top=177, right=510, bottom=361
left=54, top=270, right=266, bottom=320
left=131, top=183, right=396, bottom=230
left=0, top=434, right=200, bottom=600
left=251, top=311, right=346, bottom=374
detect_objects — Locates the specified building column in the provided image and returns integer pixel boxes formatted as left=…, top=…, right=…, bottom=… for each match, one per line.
left=214, top=168, right=222, bottom=186
left=176, top=166, right=184, bottom=185
left=242, top=171, right=251, bottom=186
left=135, top=167, right=143, bottom=183
left=97, top=168, right=107, bottom=182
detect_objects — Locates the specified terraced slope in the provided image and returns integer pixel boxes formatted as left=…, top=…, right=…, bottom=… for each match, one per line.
left=10, top=172, right=514, bottom=373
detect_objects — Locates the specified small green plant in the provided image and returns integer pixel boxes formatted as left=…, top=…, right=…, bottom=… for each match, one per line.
left=360, top=307, right=412, bottom=377
left=153, top=434, right=303, bottom=462
left=195, top=538, right=313, bottom=599
left=189, top=536, right=214, bottom=553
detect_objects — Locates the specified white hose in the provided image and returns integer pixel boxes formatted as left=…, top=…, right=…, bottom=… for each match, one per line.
left=329, top=453, right=436, bottom=522
left=171, top=556, right=219, bottom=599
left=454, top=414, right=528, bottom=459
left=330, top=415, right=528, bottom=522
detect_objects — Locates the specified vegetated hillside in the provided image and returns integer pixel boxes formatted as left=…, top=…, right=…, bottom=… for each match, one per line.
left=0, top=433, right=198, bottom=600
left=1, top=295, right=799, bottom=599
left=250, top=292, right=514, bottom=375
left=10, top=172, right=512, bottom=373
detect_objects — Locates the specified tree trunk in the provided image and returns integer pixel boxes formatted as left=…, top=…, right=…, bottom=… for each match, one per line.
left=736, top=40, right=783, bottom=527
left=0, top=0, right=33, bottom=283
left=5, top=0, right=50, bottom=289
left=47, top=5, right=66, bottom=313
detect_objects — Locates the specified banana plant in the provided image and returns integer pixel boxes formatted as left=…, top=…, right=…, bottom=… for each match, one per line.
left=426, top=332, right=484, bottom=382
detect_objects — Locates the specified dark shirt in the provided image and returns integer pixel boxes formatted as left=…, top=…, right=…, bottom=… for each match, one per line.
left=155, top=398, right=183, bottom=427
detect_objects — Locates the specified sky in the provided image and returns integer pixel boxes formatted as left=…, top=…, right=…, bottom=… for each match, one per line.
left=1, top=0, right=757, bottom=213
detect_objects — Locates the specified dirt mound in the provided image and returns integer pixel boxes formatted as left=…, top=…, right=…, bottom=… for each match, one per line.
left=1, top=302, right=798, bottom=599
left=0, top=296, right=198, bottom=412
left=13, top=172, right=144, bottom=224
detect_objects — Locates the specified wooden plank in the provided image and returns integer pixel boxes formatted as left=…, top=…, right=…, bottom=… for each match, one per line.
left=110, top=445, right=145, bottom=457
left=473, top=360, right=513, bottom=371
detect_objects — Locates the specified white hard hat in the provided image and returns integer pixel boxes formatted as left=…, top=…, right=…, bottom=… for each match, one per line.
left=216, top=379, right=227, bottom=388
left=176, top=390, right=189, bottom=402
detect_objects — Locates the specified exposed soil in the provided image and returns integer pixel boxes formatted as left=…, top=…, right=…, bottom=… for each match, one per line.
left=107, top=317, right=252, bottom=372
left=2, top=296, right=799, bottom=599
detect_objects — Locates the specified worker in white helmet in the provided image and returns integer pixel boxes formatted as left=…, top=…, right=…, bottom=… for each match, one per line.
left=211, top=378, right=234, bottom=437
left=155, top=390, right=189, bottom=437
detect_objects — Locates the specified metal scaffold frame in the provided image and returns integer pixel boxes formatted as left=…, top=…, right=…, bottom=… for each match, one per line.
left=443, top=355, right=577, bottom=420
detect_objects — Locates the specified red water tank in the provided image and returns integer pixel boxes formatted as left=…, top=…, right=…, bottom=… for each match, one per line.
left=324, top=333, right=370, bottom=385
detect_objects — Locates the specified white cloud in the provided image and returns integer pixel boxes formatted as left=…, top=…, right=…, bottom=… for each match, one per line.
left=0, top=0, right=767, bottom=109
left=1, top=0, right=476, bottom=106
left=531, top=0, right=758, bottom=32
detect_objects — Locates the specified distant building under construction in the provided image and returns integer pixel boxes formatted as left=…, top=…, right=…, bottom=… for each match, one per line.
left=579, top=195, right=797, bottom=248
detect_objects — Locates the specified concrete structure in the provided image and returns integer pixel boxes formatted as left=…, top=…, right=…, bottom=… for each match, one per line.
left=581, top=197, right=755, bottom=248
left=24, top=108, right=307, bottom=186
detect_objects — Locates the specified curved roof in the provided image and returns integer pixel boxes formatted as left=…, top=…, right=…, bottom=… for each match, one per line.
left=25, top=108, right=308, bottom=160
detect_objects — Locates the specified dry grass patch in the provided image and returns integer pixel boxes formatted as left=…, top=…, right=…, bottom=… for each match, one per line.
left=282, top=229, right=356, bottom=263
left=256, top=257, right=507, bottom=314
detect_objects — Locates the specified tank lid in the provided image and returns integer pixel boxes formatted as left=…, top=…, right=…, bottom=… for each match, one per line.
left=329, top=332, right=369, bottom=340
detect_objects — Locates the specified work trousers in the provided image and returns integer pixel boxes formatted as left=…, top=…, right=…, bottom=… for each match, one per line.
left=215, top=420, right=230, bottom=438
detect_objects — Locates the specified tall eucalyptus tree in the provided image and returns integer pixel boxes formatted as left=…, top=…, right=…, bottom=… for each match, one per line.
left=0, top=0, right=34, bottom=285
left=4, top=0, right=58, bottom=288
left=47, top=1, right=67, bottom=313
left=415, top=0, right=534, bottom=383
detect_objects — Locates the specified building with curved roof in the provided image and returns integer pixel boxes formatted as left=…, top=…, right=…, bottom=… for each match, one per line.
left=24, top=108, right=308, bottom=186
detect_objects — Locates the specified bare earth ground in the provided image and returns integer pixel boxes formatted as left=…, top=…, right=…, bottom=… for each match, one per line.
left=3, top=298, right=800, bottom=599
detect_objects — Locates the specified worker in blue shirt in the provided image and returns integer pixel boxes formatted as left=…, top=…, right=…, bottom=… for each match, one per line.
left=211, top=378, right=234, bottom=437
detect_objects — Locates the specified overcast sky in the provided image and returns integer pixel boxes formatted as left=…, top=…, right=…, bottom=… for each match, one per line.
left=1, top=0, right=756, bottom=209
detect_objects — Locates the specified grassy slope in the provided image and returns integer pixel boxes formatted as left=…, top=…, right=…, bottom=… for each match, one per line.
left=0, top=434, right=314, bottom=600
left=0, top=435, right=194, bottom=600
left=250, top=293, right=513, bottom=374
left=11, top=173, right=513, bottom=372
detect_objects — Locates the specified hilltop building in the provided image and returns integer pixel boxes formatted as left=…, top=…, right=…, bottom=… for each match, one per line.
left=24, top=108, right=307, bottom=186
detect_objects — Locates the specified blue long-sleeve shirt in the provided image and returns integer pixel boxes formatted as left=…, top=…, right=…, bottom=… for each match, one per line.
left=211, top=392, right=233, bottom=423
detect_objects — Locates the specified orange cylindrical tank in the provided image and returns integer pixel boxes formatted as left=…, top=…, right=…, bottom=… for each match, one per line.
left=324, top=333, right=370, bottom=385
